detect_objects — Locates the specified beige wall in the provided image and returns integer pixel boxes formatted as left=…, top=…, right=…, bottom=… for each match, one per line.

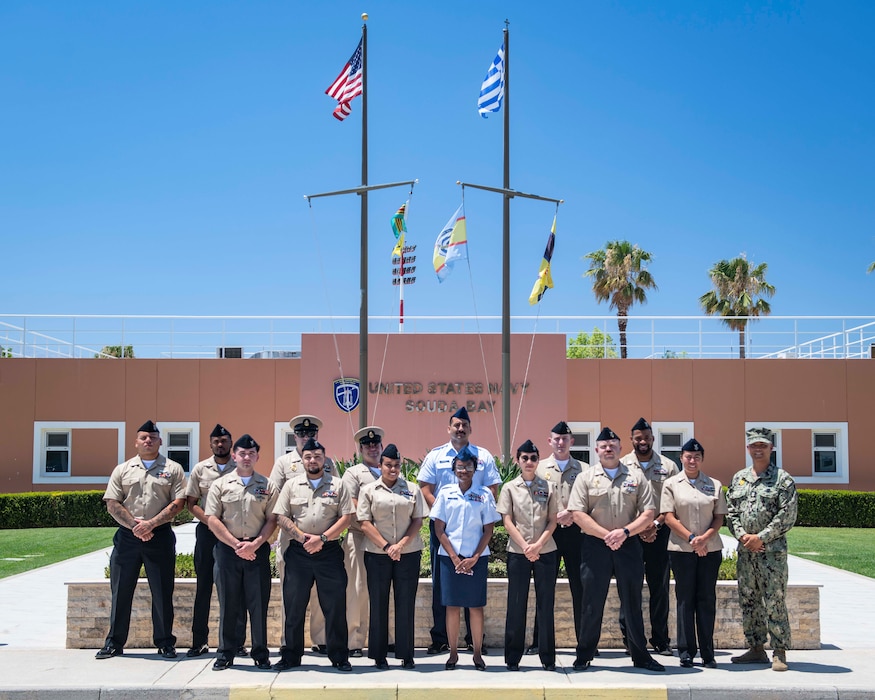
left=1, top=334, right=873, bottom=492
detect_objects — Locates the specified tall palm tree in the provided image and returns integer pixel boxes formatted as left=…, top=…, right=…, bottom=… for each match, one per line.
left=699, top=255, right=775, bottom=359
left=584, top=240, right=657, bottom=359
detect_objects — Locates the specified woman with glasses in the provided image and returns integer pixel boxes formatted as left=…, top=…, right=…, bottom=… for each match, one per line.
left=661, top=438, right=728, bottom=669
left=497, top=440, right=558, bottom=671
left=430, top=445, right=500, bottom=671
left=356, top=444, right=426, bottom=670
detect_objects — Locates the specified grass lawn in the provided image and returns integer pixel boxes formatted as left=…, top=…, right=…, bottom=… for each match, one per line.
left=786, top=527, right=875, bottom=579
left=0, top=527, right=116, bottom=579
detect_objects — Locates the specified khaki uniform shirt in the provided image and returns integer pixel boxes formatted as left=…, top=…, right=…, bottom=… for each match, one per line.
left=342, top=462, right=382, bottom=533
left=496, top=475, right=558, bottom=555
left=660, top=471, right=728, bottom=553
left=536, top=454, right=587, bottom=511
left=103, top=454, right=186, bottom=520
left=621, top=450, right=679, bottom=512
left=269, top=449, right=335, bottom=491
left=273, top=472, right=354, bottom=535
left=204, top=472, right=279, bottom=540
left=567, top=461, right=656, bottom=531
left=185, top=456, right=237, bottom=509
left=356, top=477, right=427, bottom=555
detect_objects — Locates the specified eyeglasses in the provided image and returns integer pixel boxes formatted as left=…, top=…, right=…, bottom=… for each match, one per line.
left=519, top=455, right=539, bottom=462
left=359, top=439, right=382, bottom=446
left=454, top=463, right=476, bottom=472
left=294, top=429, right=318, bottom=438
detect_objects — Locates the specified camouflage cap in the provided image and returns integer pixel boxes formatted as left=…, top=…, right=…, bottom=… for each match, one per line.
left=746, top=427, right=774, bottom=446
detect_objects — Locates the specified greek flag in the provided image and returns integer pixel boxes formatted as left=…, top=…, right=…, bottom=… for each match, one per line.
left=477, top=43, right=505, bottom=118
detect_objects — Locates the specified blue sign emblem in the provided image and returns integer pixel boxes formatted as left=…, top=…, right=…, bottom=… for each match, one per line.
left=334, top=378, right=360, bottom=413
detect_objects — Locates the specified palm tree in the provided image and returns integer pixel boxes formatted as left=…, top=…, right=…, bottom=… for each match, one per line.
left=867, top=261, right=874, bottom=274
left=584, top=240, right=657, bottom=359
left=699, top=255, right=775, bottom=359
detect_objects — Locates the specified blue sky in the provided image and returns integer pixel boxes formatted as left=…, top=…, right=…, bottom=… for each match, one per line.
left=2, top=0, right=873, bottom=329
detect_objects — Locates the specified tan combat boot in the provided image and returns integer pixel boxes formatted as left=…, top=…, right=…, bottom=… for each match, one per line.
left=731, top=645, right=769, bottom=663
left=772, top=649, right=788, bottom=672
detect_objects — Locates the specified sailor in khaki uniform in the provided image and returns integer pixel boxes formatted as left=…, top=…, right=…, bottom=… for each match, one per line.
left=273, top=438, right=354, bottom=672
left=268, top=414, right=334, bottom=652
left=96, top=420, right=186, bottom=660
left=531, top=420, right=587, bottom=654
left=341, top=425, right=386, bottom=657
left=184, top=424, right=246, bottom=658
left=567, top=427, right=664, bottom=672
left=205, top=434, right=278, bottom=671
left=357, top=443, right=426, bottom=669
left=619, top=417, right=679, bottom=656
left=498, top=440, right=558, bottom=671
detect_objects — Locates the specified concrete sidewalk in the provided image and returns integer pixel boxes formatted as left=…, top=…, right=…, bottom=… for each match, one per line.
left=1, top=523, right=873, bottom=699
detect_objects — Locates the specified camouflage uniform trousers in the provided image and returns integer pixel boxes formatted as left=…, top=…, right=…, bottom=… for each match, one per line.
left=737, top=548, right=791, bottom=650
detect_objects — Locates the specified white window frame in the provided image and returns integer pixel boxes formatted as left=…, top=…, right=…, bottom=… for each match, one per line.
left=274, top=422, right=296, bottom=459
left=159, top=422, right=200, bottom=473
left=743, top=421, right=849, bottom=485
left=651, top=422, right=695, bottom=466
left=32, top=421, right=126, bottom=485
left=567, top=422, right=600, bottom=466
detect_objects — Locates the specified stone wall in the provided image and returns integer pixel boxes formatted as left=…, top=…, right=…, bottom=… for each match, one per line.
left=67, top=578, right=821, bottom=650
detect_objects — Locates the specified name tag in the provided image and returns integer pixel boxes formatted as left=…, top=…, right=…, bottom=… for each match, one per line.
left=401, top=490, right=414, bottom=498
left=701, top=484, right=715, bottom=496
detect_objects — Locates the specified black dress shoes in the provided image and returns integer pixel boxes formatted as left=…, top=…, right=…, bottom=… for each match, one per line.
left=186, top=644, right=209, bottom=658
left=572, top=660, right=591, bottom=671
left=427, top=643, right=450, bottom=655
left=237, top=646, right=249, bottom=657
left=212, top=658, right=232, bottom=671
left=95, top=645, right=123, bottom=660
left=374, top=659, right=389, bottom=670
left=653, top=644, right=674, bottom=657
left=350, top=648, right=363, bottom=658
left=542, top=662, right=556, bottom=671
left=332, top=660, right=353, bottom=672
left=506, top=662, right=520, bottom=671
left=524, top=644, right=539, bottom=655
left=158, top=646, right=177, bottom=659
left=703, top=660, right=718, bottom=669
left=680, top=657, right=694, bottom=668
left=272, top=658, right=301, bottom=671
left=401, top=659, right=415, bottom=669
left=311, top=644, right=328, bottom=655
left=254, top=658, right=272, bottom=669
left=634, top=659, right=666, bottom=672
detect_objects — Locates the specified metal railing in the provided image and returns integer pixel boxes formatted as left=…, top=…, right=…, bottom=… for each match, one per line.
left=1, top=314, right=873, bottom=360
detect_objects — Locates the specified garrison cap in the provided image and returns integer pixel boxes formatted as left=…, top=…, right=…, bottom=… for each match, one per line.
left=551, top=421, right=572, bottom=435
left=233, top=434, right=260, bottom=451
left=516, top=439, right=539, bottom=456
left=301, top=437, right=326, bottom=453
left=354, top=426, right=385, bottom=445
left=380, top=443, right=400, bottom=461
left=596, top=426, right=620, bottom=442
left=137, top=420, right=160, bottom=434
left=210, top=424, right=231, bottom=439
left=453, top=445, right=478, bottom=465
left=746, top=427, right=774, bottom=446
left=290, top=415, right=323, bottom=431
left=450, top=406, right=470, bottom=422
left=681, top=438, right=704, bottom=455
left=631, top=417, right=652, bottom=432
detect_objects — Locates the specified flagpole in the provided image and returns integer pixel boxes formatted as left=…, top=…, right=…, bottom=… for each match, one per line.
left=501, top=21, right=511, bottom=464
left=359, top=14, right=369, bottom=429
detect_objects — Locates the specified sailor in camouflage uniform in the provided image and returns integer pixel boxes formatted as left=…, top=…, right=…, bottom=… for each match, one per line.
left=726, top=427, right=798, bottom=672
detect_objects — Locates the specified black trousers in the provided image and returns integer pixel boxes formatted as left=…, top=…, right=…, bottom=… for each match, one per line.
left=429, top=520, right=475, bottom=646
left=364, top=550, right=421, bottom=662
left=531, top=524, right=582, bottom=645
left=192, top=522, right=245, bottom=648
left=281, top=540, right=348, bottom=665
left=619, top=523, right=671, bottom=649
left=105, top=525, right=176, bottom=649
left=213, top=540, right=271, bottom=663
left=670, top=550, right=721, bottom=663
left=505, top=551, right=557, bottom=666
left=576, top=534, right=652, bottom=666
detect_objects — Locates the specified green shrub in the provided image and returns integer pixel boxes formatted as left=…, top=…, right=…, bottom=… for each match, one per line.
left=796, top=490, right=875, bottom=527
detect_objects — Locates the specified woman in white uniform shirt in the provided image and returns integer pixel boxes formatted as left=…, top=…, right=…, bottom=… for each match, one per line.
left=661, top=438, right=728, bottom=669
left=430, top=445, right=500, bottom=671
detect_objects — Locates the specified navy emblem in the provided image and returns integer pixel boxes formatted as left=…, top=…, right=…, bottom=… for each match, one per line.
left=334, top=378, right=361, bottom=413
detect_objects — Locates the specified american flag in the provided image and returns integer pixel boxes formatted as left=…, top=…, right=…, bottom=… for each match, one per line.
left=326, top=38, right=363, bottom=121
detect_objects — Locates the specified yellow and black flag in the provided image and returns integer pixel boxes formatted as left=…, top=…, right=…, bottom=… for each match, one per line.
left=528, top=215, right=556, bottom=305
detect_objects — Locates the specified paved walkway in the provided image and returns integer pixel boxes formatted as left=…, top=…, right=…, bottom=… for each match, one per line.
left=0, top=524, right=873, bottom=699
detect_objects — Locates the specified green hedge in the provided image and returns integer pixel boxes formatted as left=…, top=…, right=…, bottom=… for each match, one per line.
left=797, top=490, right=875, bottom=527
left=0, top=491, right=193, bottom=529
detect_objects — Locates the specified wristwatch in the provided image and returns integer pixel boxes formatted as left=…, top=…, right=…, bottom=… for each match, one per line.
left=688, top=533, right=696, bottom=543
left=382, top=542, right=391, bottom=552
left=622, top=528, right=630, bottom=538
left=320, top=534, right=329, bottom=544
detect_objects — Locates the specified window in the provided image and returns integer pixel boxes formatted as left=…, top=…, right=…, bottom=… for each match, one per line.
left=274, top=422, right=297, bottom=460
left=44, top=432, right=70, bottom=473
left=652, top=422, right=694, bottom=466
left=158, top=423, right=200, bottom=473
left=743, top=422, right=848, bottom=485
left=166, top=432, right=192, bottom=472
left=33, top=421, right=126, bottom=484
left=567, top=422, right=600, bottom=465
left=285, top=432, right=297, bottom=454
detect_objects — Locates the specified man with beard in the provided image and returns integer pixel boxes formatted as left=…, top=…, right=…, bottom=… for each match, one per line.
left=184, top=424, right=247, bottom=658
left=273, top=439, right=354, bottom=672
left=619, top=417, right=678, bottom=657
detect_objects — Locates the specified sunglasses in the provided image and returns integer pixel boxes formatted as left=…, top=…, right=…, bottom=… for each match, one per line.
left=294, top=429, right=318, bottom=438
left=519, top=455, right=539, bottom=462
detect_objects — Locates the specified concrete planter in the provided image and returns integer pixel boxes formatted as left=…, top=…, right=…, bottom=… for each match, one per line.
left=67, top=578, right=820, bottom=650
